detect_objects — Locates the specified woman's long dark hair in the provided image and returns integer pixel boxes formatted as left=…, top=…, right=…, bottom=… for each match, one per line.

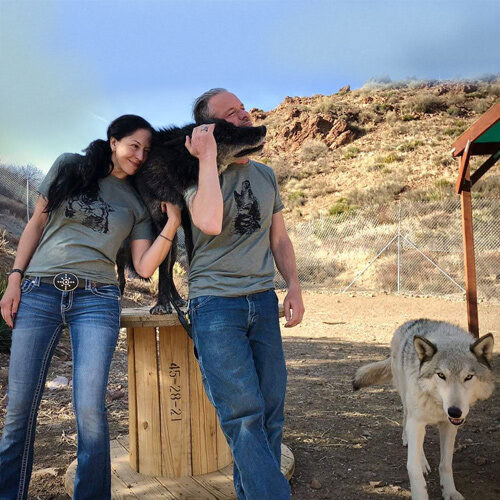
left=45, top=114, right=153, bottom=212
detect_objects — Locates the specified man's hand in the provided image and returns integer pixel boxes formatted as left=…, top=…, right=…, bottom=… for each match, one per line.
left=283, top=285, right=304, bottom=328
left=185, top=124, right=217, bottom=163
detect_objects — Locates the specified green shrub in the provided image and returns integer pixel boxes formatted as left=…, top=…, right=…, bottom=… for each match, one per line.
left=471, top=100, right=492, bottom=114
left=446, top=106, right=462, bottom=116
left=343, top=146, right=359, bottom=159
left=300, top=140, right=329, bottom=162
left=271, top=157, right=290, bottom=185
left=475, top=174, right=500, bottom=196
left=372, top=102, right=393, bottom=114
left=288, top=191, right=307, bottom=207
left=311, top=97, right=337, bottom=114
left=380, top=152, right=401, bottom=164
left=486, top=84, right=500, bottom=97
left=435, top=178, right=453, bottom=189
left=348, top=181, right=408, bottom=206
left=328, top=197, right=356, bottom=216
left=398, top=140, right=424, bottom=152
left=411, top=95, right=446, bottom=114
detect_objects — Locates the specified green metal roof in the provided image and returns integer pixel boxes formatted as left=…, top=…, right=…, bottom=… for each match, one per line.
left=474, top=120, right=500, bottom=143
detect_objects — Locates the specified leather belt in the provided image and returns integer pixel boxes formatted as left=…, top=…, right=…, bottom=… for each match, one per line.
left=31, top=273, right=109, bottom=292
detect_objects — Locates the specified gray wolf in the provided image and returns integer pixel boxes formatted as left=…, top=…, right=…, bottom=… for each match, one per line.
left=117, top=120, right=266, bottom=315
left=353, top=319, right=494, bottom=500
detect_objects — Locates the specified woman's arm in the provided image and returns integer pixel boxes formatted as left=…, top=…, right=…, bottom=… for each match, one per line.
left=130, top=202, right=181, bottom=278
left=0, top=195, right=49, bottom=327
left=184, top=124, right=222, bottom=235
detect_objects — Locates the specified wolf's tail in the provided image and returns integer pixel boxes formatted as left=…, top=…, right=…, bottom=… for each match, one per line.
left=353, top=357, right=392, bottom=391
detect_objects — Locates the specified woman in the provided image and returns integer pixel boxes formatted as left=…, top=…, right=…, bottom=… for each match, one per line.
left=0, top=115, right=182, bottom=499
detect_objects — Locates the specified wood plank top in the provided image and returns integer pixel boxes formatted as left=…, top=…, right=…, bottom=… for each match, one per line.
left=121, top=304, right=284, bottom=328
left=65, top=438, right=295, bottom=499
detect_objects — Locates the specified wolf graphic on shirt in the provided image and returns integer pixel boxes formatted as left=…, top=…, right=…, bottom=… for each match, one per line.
left=65, top=194, right=114, bottom=233
left=233, top=180, right=261, bottom=235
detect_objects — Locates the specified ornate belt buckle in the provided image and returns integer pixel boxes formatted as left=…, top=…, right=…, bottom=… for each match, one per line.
left=53, top=272, right=79, bottom=291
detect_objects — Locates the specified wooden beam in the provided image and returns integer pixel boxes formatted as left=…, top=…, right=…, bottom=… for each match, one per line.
left=470, top=150, right=500, bottom=187
left=460, top=165, right=479, bottom=337
left=452, top=102, right=500, bottom=157
left=455, top=140, right=471, bottom=194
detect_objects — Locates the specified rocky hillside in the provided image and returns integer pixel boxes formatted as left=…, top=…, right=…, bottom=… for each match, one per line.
left=249, top=78, right=500, bottom=220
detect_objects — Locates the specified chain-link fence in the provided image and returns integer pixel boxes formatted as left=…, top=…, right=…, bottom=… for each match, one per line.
left=0, top=164, right=42, bottom=223
left=276, top=198, right=500, bottom=303
left=1, top=164, right=499, bottom=304
left=0, top=166, right=43, bottom=351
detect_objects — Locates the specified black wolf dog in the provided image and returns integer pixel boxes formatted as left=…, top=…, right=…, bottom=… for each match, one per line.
left=117, top=119, right=266, bottom=317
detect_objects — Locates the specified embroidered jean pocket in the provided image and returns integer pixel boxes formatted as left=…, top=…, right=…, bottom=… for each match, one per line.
left=90, top=285, right=121, bottom=300
left=21, top=279, right=36, bottom=295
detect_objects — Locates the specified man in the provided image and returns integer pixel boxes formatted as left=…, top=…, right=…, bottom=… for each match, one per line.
left=184, top=88, right=304, bottom=500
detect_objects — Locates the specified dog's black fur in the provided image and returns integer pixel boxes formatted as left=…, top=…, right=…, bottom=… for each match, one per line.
left=117, top=119, right=267, bottom=316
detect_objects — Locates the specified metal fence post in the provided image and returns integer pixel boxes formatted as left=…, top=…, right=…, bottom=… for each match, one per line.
left=397, top=201, right=401, bottom=293
left=26, top=178, right=30, bottom=221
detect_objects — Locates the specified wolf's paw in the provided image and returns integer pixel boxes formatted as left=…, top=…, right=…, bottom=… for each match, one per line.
left=150, top=303, right=173, bottom=315
left=442, top=490, right=464, bottom=500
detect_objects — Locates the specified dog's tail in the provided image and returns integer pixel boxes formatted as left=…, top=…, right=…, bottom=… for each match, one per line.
left=353, top=357, right=392, bottom=391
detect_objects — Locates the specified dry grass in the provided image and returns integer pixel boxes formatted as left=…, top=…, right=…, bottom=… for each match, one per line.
left=250, top=78, right=500, bottom=220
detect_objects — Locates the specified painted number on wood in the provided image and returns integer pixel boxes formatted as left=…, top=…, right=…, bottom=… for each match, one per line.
left=169, top=363, right=182, bottom=421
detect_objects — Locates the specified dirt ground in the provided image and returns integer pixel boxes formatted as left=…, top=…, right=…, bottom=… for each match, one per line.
left=0, top=291, right=499, bottom=500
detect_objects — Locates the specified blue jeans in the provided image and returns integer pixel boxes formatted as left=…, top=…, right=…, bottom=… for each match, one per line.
left=0, top=278, right=121, bottom=500
left=189, top=289, right=290, bottom=500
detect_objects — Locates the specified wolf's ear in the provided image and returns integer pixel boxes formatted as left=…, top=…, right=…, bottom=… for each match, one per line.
left=414, top=336, right=437, bottom=363
left=471, top=333, right=494, bottom=369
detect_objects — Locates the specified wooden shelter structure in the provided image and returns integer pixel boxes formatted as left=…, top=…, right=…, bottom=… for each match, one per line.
left=452, top=102, right=500, bottom=337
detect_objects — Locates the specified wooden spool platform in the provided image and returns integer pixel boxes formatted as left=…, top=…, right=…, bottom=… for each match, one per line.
left=65, top=305, right=294, bottom=498
left=65, top=437, right=295, bottom=499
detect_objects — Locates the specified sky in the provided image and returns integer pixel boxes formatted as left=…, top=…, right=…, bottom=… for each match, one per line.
left=1, top=0, right=499, bottom=172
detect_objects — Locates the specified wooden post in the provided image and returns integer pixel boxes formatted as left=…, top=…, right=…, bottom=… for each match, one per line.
left=458, top=144, right=479, bottom=337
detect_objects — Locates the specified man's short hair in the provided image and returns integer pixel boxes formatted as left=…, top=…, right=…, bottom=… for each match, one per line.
left=193, top=88, right=227, bottom=124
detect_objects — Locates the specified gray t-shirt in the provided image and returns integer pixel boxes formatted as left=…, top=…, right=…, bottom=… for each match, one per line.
left=27, top=153, right=154, bottom=284
left=185, top=160, right=284, bottom=298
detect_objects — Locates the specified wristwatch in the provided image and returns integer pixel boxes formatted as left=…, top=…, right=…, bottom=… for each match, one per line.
left=8, top=268, right=25, bottom=279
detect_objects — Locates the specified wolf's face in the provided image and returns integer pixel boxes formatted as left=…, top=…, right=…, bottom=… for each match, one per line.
left=211, top=120, right=266, bottom=172
left=416, top=333, right=494, bottom=425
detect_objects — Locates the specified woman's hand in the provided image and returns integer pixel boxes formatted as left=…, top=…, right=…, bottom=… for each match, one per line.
left=184, top=124, right=217, bottom=163
left=0, top=275, right=22, bottom=328
left=160, top=201, right=182, bottom=229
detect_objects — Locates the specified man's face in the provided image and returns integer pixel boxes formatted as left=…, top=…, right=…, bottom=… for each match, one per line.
left=208, top=92, right=253, bottom=127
